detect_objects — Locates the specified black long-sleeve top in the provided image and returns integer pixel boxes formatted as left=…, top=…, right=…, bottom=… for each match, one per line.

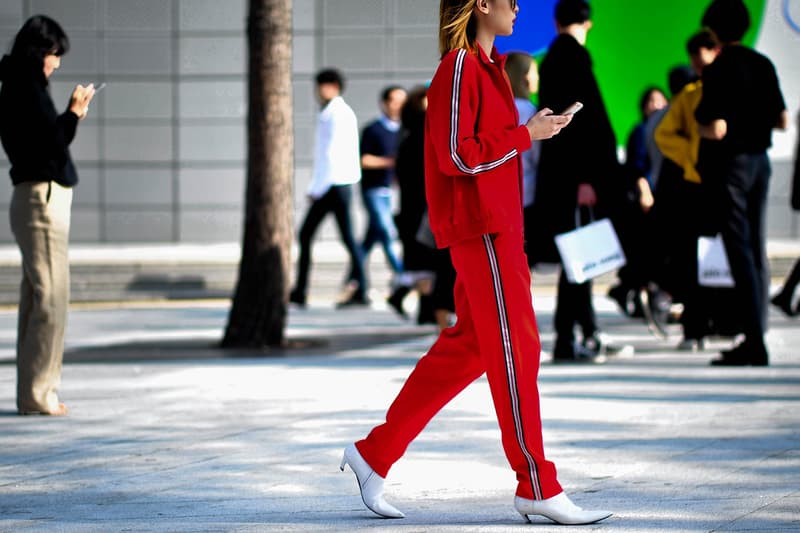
left=530, top=33, right=628, bottom=256
left=0, top=54, right=79, bottom=187
left=537, top=34, right=620, bottom=201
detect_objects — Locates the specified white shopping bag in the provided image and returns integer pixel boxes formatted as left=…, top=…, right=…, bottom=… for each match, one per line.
left=697, top=234, right=734, bottom=287
left=555, top=218, right=627, bottom=284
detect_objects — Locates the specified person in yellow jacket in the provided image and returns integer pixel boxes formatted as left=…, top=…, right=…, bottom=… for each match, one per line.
left=656, top=32, right=720, bottom=187
left=654, top=30, right=720, bottom=351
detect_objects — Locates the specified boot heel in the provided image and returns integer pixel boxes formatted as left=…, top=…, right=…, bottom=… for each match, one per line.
left=518, top=511, right=531, bottom=523
left=340, top=443, right=404, bottom=518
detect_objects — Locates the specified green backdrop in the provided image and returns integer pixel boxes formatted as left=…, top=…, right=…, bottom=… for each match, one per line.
left=587, top=0, right=766, bottom=148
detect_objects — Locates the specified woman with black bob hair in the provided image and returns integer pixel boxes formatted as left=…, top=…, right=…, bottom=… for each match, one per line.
left=0, top=15, right=95, bottom=415
left=10, top=14, right=69, bottom=61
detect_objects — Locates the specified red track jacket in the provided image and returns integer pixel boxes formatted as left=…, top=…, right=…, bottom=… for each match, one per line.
left=425, top=46, right=532, bottom=248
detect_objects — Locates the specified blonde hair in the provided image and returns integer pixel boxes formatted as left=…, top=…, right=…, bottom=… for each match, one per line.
left=439, top=0, right=477, bottom=57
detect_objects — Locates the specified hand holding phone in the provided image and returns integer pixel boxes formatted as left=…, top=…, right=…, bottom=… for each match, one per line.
left=561, top=101, right=583, bottom=116
left=69, top=84, right=95, bottom=119
left=526, top=108, right=572, bottom=141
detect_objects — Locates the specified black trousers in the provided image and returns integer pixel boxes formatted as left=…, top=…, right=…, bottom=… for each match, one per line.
left=431, top=248, right=456, bottom=313
left=553, top=207, right=598, bottom=346
left=656, top=171, right=713, bottom=339
left=294, top=184, right=365, bottom=298
left=717, top=152, right=771, bottom=344
left=554, top=271, right=597, bottom=346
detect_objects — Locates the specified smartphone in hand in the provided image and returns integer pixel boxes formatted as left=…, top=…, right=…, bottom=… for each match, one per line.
left=560, top=101, right=583, bottom=116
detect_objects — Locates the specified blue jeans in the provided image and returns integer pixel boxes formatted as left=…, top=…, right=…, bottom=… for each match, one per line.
left=360, top=187, right=403, bottom=274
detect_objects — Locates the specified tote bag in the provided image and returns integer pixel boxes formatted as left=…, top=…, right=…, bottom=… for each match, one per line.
left=697, top=234, right=734, bottom=287
left=555, top=214, right=626, bottom=284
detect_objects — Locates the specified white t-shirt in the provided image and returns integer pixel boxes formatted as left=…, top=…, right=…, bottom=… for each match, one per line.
left=308, top=96, right=361, bottom=198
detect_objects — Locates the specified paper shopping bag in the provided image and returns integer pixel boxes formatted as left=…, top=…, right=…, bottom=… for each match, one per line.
left=555, top=218, right=626, bottom=284
left=697, top=234, right=734, bottom=287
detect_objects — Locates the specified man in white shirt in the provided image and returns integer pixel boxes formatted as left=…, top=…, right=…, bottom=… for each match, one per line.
left=290, top=69, right=367, bottom=307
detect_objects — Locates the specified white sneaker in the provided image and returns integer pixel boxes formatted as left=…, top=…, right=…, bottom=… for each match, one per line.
left=515, top=492, right=612, bottom=525
left=340, top=444, right=404, bottom=519
left=586, top=333, right=634, bottom=358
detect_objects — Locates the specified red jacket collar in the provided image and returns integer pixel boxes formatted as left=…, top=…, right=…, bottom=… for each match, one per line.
left=475, top=44, right=507, bottom=69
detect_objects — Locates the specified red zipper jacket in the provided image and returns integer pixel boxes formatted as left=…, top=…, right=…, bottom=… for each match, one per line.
left=425, top=46, right=532, bottom=248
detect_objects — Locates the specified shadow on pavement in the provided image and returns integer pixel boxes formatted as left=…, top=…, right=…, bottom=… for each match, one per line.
left=51, top=328, right=437, bottom=364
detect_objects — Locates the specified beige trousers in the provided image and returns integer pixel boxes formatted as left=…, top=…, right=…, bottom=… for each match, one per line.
left=10, top=181, right=72, bottom=413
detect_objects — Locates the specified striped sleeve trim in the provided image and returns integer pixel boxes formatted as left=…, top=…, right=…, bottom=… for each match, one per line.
left=449, top=49, right=518, bottom=175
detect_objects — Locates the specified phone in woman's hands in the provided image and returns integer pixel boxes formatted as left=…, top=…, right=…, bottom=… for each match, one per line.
left=560, top=101, right=583, bottom=116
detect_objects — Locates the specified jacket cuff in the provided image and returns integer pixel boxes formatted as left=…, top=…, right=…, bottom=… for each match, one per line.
left=512, top=125, right=532, bottom=153
left=64, top=110, right=80, bottom=124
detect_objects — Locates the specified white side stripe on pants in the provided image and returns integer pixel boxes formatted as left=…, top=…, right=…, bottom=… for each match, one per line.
left=482, top=234, right=543, bottom=500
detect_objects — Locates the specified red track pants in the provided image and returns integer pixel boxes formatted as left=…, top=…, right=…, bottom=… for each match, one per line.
left=356, top=231, right=562, bottom=500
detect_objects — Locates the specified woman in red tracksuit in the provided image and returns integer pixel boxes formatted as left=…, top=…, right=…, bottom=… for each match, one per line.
left=340, top=0, right=612, bottom=525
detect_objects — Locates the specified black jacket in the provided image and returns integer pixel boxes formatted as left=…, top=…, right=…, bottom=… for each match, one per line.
left=0, top=54, right=79, bottom=187
left=534, top=33, right=623, bottom=247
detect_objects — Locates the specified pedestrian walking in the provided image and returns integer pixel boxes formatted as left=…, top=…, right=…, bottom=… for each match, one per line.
left=386, top=85, right=438, bottom=324
left=340, top=0, right=611, bottom=525
left=607, top=85, right=669, bottom=330
left=535, top=0, right=632, bottom=363
left=653, top=30, right=722, bottom=351
left=352, top=86, right=406, bottom=289
left=0, top=15, right=96, bottom=416
left=289, top=69, right=367, bottom=308
left=694, top=0, right=788, bottom=366
left=770, top=110, right=800, bottom=318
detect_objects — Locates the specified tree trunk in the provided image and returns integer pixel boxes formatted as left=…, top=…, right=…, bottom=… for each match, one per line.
left=222, top=0, right=293, bottom=349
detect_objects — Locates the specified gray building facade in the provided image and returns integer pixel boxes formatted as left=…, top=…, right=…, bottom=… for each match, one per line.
left=0, top=0, right=796, bottom=244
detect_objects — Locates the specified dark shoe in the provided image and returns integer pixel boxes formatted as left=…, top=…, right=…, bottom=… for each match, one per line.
left=710, top=341, right=768, bottom=366
left=552, top=341, right=607, bottom=364
left=639, top=286, right=671, bottom=340
left=607, top=284, right=641, bottom=318
left=387, top=286, right=411, bottom=319
left=416, top=294, right=437, bottom=325
left=771, top=293, right=798, bottom=318
left=289, top=289, right=306, bottom=308
left=337, top=294, right=371, bottom=308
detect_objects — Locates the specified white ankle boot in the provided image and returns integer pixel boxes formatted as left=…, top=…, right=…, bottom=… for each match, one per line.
left=515, top=492, right=612, bottom=525
left=340, top=443, right=404, bottom=519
